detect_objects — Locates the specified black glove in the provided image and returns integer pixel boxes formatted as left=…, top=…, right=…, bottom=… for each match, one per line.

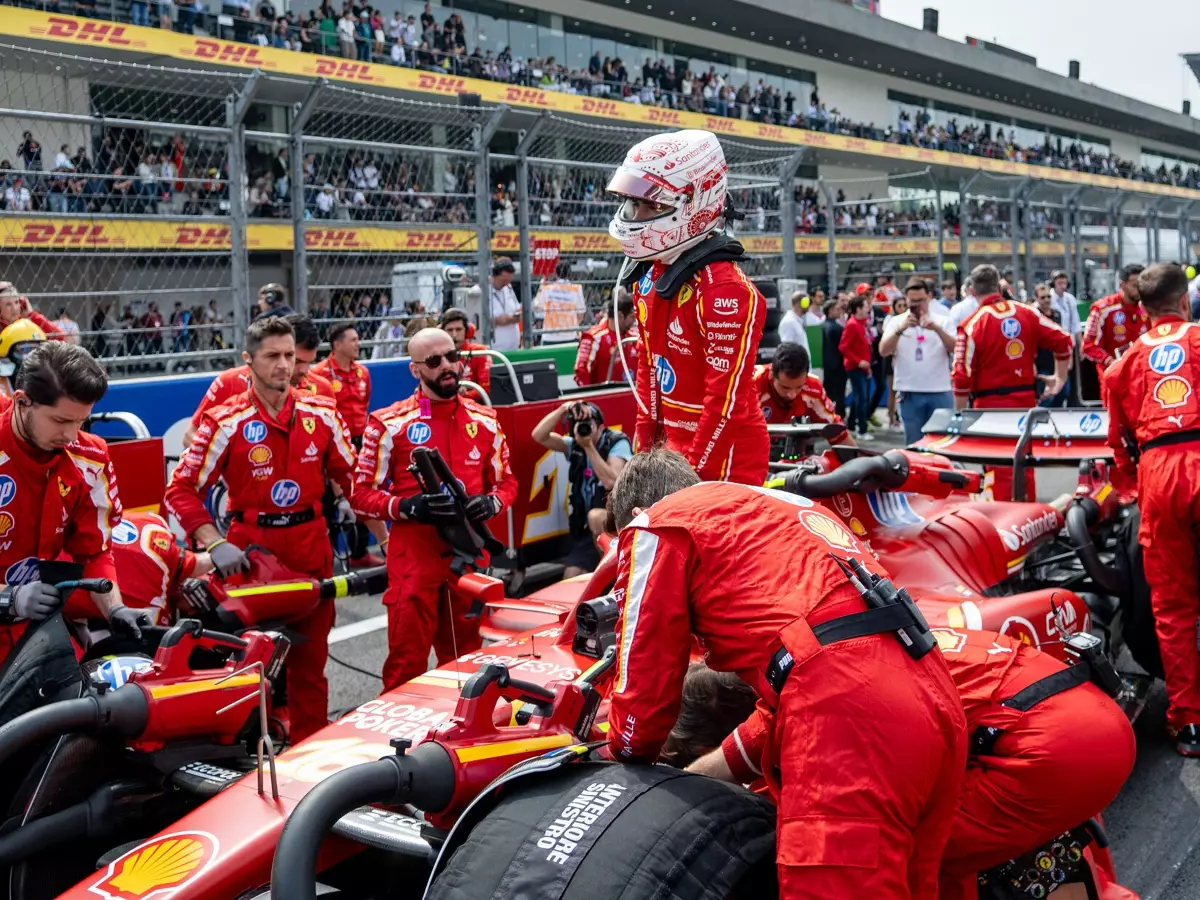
left=177, top=578, right=215, bottom=616
left=464, top=493, right=501, bottom=523
left=108, top=605, right=152, bottom=642
left=209, top=539, right=250, bottom=578
left=397, top=492, right=457, bottom=525
left=12, top=581, right=63, bottom=621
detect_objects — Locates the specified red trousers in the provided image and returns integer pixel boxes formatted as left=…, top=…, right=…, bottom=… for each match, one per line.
left=973, top=394, right=1037, bottom=502
left=382, top=562, right=483, bottom=693
left=937, top=683, right=1136, bottom=900
left=765, top=635, right=967, bottom=898
left=228, top=519, right=333, bottom=742
left=1139, top=449, right=1200, bottom=731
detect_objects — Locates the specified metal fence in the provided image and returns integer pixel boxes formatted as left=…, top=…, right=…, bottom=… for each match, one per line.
left=1, top=44, right=1197, bottom=374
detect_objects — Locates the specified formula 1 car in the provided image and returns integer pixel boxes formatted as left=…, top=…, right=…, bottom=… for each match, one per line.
left=27, top=430, right=1146, bottom=900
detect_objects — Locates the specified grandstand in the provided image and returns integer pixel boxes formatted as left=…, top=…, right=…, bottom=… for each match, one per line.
left=0, top=0, right=1196, bottom=370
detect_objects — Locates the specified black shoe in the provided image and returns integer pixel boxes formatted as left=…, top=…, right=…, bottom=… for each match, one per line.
left=1176, top=725, right=1200, bottom=757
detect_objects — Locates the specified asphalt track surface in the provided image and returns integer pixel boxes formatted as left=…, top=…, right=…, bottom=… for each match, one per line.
left=321, top=428, right=1195, bottom=899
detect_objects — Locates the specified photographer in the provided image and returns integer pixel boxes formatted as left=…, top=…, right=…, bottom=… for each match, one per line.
left=532, top=400, right=631, bottom=577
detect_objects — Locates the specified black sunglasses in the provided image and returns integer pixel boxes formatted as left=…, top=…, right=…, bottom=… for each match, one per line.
left=416, top=349, right=461, bottom=368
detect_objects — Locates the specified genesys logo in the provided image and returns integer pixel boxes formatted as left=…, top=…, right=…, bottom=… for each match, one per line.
left=711, top=297, right=739, bottom=316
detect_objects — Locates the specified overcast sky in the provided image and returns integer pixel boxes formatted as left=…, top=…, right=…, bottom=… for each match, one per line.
left=880, top=0, right=1200, bottom=115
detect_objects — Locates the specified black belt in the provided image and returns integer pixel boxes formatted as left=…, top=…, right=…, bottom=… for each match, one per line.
left=1139, top=428, right=1200, bottom=455
left=971, top=664, right=1092, bottom=756
left=971, top=382, right=1038, bottom=401
left=764, top=604, right=928, bottom=696
left=230, top=507, right=316, bottom=528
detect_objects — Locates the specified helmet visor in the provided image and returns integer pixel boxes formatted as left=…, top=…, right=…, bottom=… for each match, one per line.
left=607, top=167, right=679, bottom=222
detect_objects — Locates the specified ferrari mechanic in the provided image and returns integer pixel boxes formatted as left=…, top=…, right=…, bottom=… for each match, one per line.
left=574, top=290, right=637, bottom=386
left=604, top=449, right=966, bottom=898
left=351, top=327, right=517, bottom=692
left=1105, top=262, right=1200, bottom=756
left=752, top=342, right=853, bottom=446
left=439, top=307, right=492, bottom=396
left=953, top=264, right=1073, bottom=500
left=0, top=342, right=148, bottom=665
left=165, top=315, right=357, bottom=741
left=694, top=627, right=1135, bottom=900
left=607, top=129, right=769, bottom=484
left=181, top=313, right=334, bottom=448
left=1083, top=264, right=1147, bottom=376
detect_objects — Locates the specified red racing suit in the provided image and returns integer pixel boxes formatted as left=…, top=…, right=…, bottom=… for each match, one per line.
left=723, top=628, right=1134, bottom=900
left=63, top=511, right=198, bottom=625
left=751, top=365, right=849, bottom=444
left=351, top=391, right=517, bottom=692
left=0, top=394, right=121, bottom=664
left=953, top=295, right=1073, bottom=501
left=632, top=261, right=768, bottom=484
left=609, top=482, right=966, bottom=898
left=165, top=388, right=356, bottom=741
left=575, top=320, right=635, bottom=385
left=460, top=341, right=491, bottom=395
left=311, top=356, right=371, bottom=439
left=1106, top=316, right=1200, bottom=732
left=1082, top=293, right=1148, bottom=372
left=190, top=365, right=335, bottom=430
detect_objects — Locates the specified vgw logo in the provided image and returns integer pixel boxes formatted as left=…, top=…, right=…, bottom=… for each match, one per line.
left=1149, top=342, right=1185, bottom=375
left=271, top=480, right=301, bottom=508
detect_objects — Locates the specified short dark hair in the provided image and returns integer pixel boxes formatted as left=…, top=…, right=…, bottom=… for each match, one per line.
left=903, top=276, right=928, bottom=295
left=610, top=448, right=699, bottom=530
left=327, top=322, right=357, bottom=345
left=970, top=264, right=1001, bottom=297
left=1050, top=270, right=1068, bottom=283
left=17, top=341, right=107, bottom=406
left=284, top=313, right=320, bottom=351
left=1137, top=263, right=1188, bottom=315
left=847, top=296, right=868, bottom=316
left=554, top=260, right=571, bottom=279
left=1119, top=263, right=1145, bottom=284
left=613, top=293, right=634, bottom=319
left=439, top=306, right=469, bottom=329
left=771, top=342, right=810, bottom=379
left=658, top=663, right=759, bottom=769
left=941, top=279, right=957, bottom=290
left=822, top=299, right=839, bottom=317
left=244, top=315, right=294, bottom=357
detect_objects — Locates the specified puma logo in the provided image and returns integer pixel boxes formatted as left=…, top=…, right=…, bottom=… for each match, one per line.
left=1168, top=414, right=1184, bottom=428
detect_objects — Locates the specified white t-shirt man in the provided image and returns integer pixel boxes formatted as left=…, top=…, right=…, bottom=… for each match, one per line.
left=1050, top=287, right=1081, bottom=337
left=490, top=282, right=521, bottom=351
left=949, top=294, right=979, bottom=332
left=882, top=304, right=953, bottom=393
left=777, top=308, right=810, bottom=357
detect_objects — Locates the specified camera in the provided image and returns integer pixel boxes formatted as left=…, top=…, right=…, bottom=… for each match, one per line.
left=567, top=403, right=594, bottom=438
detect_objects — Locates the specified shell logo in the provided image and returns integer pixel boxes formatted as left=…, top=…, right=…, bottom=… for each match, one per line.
left=1004, top=339, right=1024, bottom=359
left=1154, top=375, right=1191, bottom=409
left=248, top=444, right=272, bottom=465
left=0, top=513, right=14, bottom=538
left=798, top=509, right=858, bottom=552
left=88, top=831, right=218, bottom=900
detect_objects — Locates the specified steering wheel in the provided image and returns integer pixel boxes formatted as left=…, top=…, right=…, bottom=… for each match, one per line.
left=79, top=625, right=171, bottom=664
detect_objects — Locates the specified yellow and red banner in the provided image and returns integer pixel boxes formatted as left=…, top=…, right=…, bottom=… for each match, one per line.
left=0, top=216, right=1149, bottom=259
left=7, top=9, right=1200, bottom=203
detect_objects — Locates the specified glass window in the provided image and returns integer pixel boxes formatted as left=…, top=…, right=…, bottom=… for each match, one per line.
left=566, top=33, right=592, bottom=72
left=508, top=20, right=537, bottom=62
left=455, top=11, right=477, bottom=44
left=475, top=14, right=507, bottom=53
left=538, top=26, right=565, bottom=64
left=591, top=39, right=616, bottom=64
left=616, top=42, right=647, bottom=75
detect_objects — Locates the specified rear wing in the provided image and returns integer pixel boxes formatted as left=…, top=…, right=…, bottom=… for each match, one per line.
left=912, top=407, right=1112, bottom=469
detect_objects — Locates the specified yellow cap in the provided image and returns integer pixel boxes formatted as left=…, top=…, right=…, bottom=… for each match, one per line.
left=0, top=318, right=45, bottom=378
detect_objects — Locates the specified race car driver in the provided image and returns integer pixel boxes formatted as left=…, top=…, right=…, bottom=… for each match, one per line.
left=574, top=291, right=637, bottom=386
left=1083, top=263, right=1147, bottom=390
left=607, top=129, right=769, bottom=484
left=694, top=627, right=1135, bottom=900
left=0, top=342, right=148, bottom=666
left=352, top=328, right=518, bottom=692
left=165, top=315, right=357, bottom=741
left=952, top=263, right=1073, bottom=501
left=1105, top=262, right=1200, bottom=756
left=604, top=448, right=966, bottom=898
left=438, top=307, right=491, bottom=397
left=752, top=342, right=853, bottom=446
left=181, top=313, right=334, bottom=448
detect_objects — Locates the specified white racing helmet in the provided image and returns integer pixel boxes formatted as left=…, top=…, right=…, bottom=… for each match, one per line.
left=606, top=129, right=728, bottom=262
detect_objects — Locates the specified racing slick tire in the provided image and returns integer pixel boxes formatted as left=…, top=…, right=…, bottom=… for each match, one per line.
left=1118, top=506, right=1165, bottom=679
left=426, top=762, right=776, bottom=900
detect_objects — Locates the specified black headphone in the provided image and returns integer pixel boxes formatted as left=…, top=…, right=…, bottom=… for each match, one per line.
left=493, top=261, right=515, bottom=277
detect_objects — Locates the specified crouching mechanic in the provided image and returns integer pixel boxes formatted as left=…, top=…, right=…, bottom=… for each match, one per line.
left=0, top=342, right=149, bottom=665
left=690, top=627, right=1135, bottom=899
left=165, top=316, right=357, bottom=741
left=753, top=342, right=854, bottom=447
left=603, top=449, right=966, bottom=898
left=352, top=328, right=517, bottom=692
left=608, top=129, right=769, bottom=484
left=99, top=512, right=214, bottom=625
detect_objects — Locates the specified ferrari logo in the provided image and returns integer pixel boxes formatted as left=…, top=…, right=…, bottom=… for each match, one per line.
left=678, top=284, right=694, bottom=307
left=302, top=418, right=316, bottom=435
left=152, top=535, right=171, bottom=553
left=465, top=422, right=478, bottom=439
left=58, top=477, right=70, bottom=498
